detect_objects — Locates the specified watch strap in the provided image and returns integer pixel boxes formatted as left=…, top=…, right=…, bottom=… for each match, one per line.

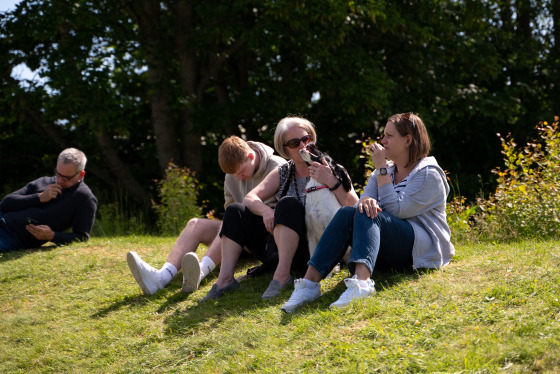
left=329, top=181, right=341, bottom=191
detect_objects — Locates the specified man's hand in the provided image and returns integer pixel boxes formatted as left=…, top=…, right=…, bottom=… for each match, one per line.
left=262, top=208, right=275, bottom=234
left=26, top=224, right=55, bottom=241
left=39, top=184, right=62, bottom=203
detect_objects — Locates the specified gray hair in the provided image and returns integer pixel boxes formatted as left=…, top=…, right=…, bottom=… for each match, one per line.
left=58, top=148, right=87, bottom=172
left=273, top=116, right=318, bottom=159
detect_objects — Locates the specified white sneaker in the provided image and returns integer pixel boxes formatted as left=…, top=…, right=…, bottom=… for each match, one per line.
left=181, top=252, right=202, bottom=293
left=329, top=275, right=375, bottom=309
left=126, top=251, right=162, bottom=295
left=281, top=279, right=321, bottom=313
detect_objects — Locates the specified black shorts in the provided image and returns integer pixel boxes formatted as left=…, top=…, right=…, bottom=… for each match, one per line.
left=220, top=197, right=309, bottom=272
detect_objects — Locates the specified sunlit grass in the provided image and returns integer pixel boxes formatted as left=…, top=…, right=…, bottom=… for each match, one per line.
left=1, top=237, right=559, bottom=373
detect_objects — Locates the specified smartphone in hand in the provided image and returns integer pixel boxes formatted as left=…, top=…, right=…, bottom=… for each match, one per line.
left=26, top=217, right=39, bottom=225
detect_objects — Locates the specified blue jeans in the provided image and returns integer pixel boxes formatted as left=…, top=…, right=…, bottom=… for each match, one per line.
left=308, top=206, right=414, bottom=279
left=0, top=211, right=23, bottom=252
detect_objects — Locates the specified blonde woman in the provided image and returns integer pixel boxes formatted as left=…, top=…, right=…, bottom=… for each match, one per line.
left=202, top=116, right=358, bottom=301
left=282, top=113, right=455, bottom=312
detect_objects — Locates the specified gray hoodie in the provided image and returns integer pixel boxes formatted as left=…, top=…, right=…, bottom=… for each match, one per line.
left=223, top=141, right=286, bottom=209
left=362, top=156, right=454, bottom=269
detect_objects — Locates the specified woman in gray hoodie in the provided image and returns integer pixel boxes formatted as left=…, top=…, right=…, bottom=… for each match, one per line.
left=282, top=112, right=455, bottom=313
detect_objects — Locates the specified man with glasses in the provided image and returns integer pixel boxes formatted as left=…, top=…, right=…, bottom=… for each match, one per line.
left=0, top=148, right=98, bottom=252
left=126, top=136, right=286, bottom=295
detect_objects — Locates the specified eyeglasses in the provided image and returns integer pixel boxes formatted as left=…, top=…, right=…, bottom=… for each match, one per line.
left=284, top=134, right=313, bottom=149
left=54, top=168, right=80, bottom=182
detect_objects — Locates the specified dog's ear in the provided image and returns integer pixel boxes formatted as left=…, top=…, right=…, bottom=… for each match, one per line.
left=332, top=163, right=353, bottom=192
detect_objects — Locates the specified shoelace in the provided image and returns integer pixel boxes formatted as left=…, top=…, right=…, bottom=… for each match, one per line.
left=287, top=281, right=310, bottom=302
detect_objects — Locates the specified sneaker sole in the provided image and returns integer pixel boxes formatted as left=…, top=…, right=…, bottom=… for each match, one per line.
left=126, top=251, right=156, bottom=295
left=281, top=292, right=321, bottom=313
left=329, top=289, right=376, bottom=310
left=181, top=252, right=201, bottom=293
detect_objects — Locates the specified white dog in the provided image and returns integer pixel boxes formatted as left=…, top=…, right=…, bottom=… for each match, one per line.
left=300, top=143, right=353, bottom=262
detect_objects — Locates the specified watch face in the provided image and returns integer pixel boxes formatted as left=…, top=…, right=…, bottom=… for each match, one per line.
left=379, top=167, right=388, bottom=175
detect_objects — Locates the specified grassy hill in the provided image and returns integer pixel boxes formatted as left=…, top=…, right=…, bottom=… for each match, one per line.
left=1, top=236, right=559, bottom=373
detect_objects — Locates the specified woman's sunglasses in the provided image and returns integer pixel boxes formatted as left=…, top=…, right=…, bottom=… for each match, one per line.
left=284, top=134, right=313, bottom=149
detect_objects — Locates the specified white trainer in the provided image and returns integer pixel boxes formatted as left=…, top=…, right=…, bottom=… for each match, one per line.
left=281, top=279, right=321, bottom=313
left=126, top=251, right=162, bottom=295
left=181, top=252, right=202, bottom=293
left=329, top=275, right=376, bottom=309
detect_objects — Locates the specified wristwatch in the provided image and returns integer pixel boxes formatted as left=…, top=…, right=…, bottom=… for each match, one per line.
left=378, top=167, right=388, bottom=175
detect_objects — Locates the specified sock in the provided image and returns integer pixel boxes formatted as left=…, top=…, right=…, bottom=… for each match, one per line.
left=158, top=262, right=178, bottom=287
left=199, top=256, right=216, bottom=280
left=356, top=278, right=372, bottom=289
left=305, top=279, right=319, bottom=287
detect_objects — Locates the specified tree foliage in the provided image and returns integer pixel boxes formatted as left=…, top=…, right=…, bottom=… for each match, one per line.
left=1, top=0, right=558, bottom=220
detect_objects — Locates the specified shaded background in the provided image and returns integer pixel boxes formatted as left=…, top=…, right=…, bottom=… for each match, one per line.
left=1, top=0, right=559, bottom=230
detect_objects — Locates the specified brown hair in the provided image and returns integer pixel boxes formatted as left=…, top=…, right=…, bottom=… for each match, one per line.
left=218, top=136, right=252, bottom=174
left=387, top=112, right=431, bottom=167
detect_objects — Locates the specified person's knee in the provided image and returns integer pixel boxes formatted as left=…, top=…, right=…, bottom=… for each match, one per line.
left=339, top=206, right=356, bottom=217
left=331, top=206, right=357, bottom=228
left=276, top=196, right=302, bottom=212
left=223, top=202, right=244, bottom=217
left=354, top=207, right=385, bottom=225
left=183, top=217, right=209, bottom=234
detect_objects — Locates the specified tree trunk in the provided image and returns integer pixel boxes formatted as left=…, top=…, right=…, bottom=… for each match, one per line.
left=174, top=0, right=203, bottom=172
left=123, top=0, right=181, bottom=174
left=93, top=127, right=152, bottom=209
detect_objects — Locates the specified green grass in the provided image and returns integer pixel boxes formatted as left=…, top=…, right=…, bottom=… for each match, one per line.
left=1, top=237, right=559, bottom=373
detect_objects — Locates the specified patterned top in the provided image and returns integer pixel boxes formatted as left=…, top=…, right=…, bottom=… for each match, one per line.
left=277, top=161, right=309, bottom=206
left=391, top=172, right=409, bottom=194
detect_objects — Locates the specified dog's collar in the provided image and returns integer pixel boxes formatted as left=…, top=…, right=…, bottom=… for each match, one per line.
left=306, top=185, right=329, bottom=193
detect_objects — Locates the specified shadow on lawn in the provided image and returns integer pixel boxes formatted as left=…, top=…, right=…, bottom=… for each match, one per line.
left=90, top=257, right=267, bottom=320
left=163, top=266, right=436, bottom=332
left=273, top=268, right=435, bottom=324
left=0, top=244, right=58, bottom=262
left=90, top=276, right=191, bottom=319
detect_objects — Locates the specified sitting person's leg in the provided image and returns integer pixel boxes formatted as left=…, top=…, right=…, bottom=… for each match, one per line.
left=168, top=218, right=222, bottom=269
left=263, top=196, right=309, bottom=299
left=347, top=210, right=414, bottom=277
left=330, top=210, right=414, bottom=309
left=201, top=203, right=268, bottom=300
left=181, top=225, right=223, bottom=292
left=307, top=206, right=356, bottom=278
left=127, top=218, right=220, bottom=295
left=282, top=206, right=355, bottom=312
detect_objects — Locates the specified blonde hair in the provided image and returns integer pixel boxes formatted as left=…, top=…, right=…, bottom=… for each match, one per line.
left=218, top=136, right=252, bottom=174
left=273, top=116, right=317, bottom=159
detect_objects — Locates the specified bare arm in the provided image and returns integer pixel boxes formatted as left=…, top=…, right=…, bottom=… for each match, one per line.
left=243, top=168, right=281, bottom=234
left=309, top=158, right=358, bottom=207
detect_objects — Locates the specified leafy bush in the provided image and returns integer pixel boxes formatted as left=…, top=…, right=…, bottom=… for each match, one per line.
left=472, top=117, right=560, bottom=241
left=93, top=201, right=149, bottom=237
left=446, top=195, right=478, bottom=243
left=153, top=162, right=202, bottom=235
left=92, top=189, right=150, bottom=237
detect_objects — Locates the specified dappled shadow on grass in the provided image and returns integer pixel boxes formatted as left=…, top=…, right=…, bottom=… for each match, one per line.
left=90, top=257, right=268, bottom=321
left=91, top=294, right=157, bottom=318
left=276, top=267, right=436, bottom=324
left=163, top=271, right=280, bottom=334
left=90, top=277, right=190, bottom=319
left=374, top=267, right=436, bottom=292
left=0, top=244, right=58, bottom=262
left=163, top=266, right=438, bottom=331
